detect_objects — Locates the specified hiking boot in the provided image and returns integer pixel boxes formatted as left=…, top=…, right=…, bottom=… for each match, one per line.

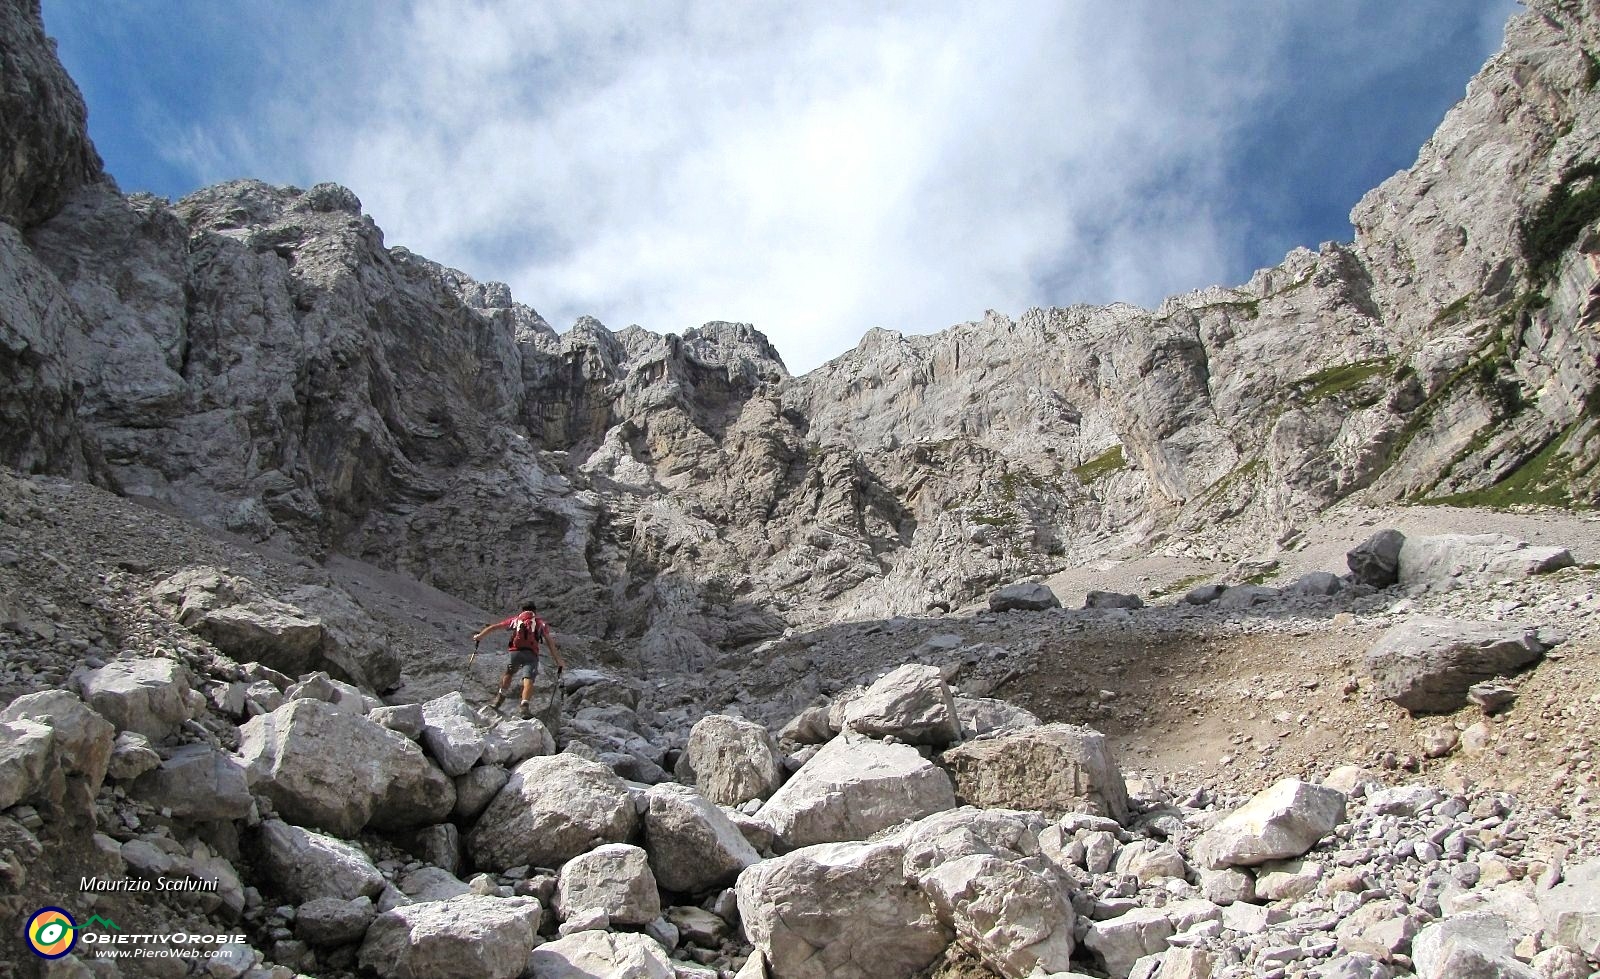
left=519, top=700, right=532, bottom=720
left=490, top=692, right=504, bottom=710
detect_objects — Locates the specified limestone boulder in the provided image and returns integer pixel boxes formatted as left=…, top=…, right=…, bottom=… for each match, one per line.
left=642, top=782, right=761, bottom=894
left=899, top=807, right=1077, bottom=978
left=466, top=753, right=638, bottom=871
left=420, top=692, right=490, bottom=776
left=1398, top=533, right=1574, bottom=585
left=237, top=699, right=453, bottom=837
left=153, top=569, right=401, bottom=692
left=0, top=719, right=55, bottom=810
left=370, top=703, right=424, bottom=740
left=1193, top=779, right=1346, bottom=870
left=666, top=905, right=730, bottom=947
left=399, top=866, right=473, bottom=903
left=1083, top=908, right=1177, bottom=979
left=953, top=697, right=1040, bottom=738
left=156, top=569, right=319, bottom=671
left=1364, top=618, right=1548, bottom=714
left=942, top=723, right=1128, bottom=824
left=556, top=843, right=660, bottom=925
left=1287, top=571, right=1344, bottom=597
left=528, top=931, right=675, bottom=979
left=482, top=717, right=555, bottom=767
left=106, top=731, right=162, bottom=781
left=130, top=743, right=252, bottom=821
left=842, top=664, right=961, bottom=745
left=285, top=671, right=375, bottom=713
left=358, top=894, right=542, bottom=979
left=1181, top=584, right=1227, bottom=605
left=407, top=824, right=463, bottom=875
left=755, top=736, right=955, bottom=850
left=0, top=690, right=114, bottom=793
left=1217, top=585, right=1280, bottom=608
left=736, top=837, right=952, bottom=979
left=989, top=582, right=1061, bottom=612
left=677, top=714, right=784, bottom=805
left=1412, top=911, right=1537, bottom=979
left=1539, top=859, right=1600, bottom=957
left=778, top=705, right=834, bottom=745
left=294, top=896, right=377, bottom=948
left=454, top=765, right=509, bottom=822
left=255, top=819, right=384, bottom=902
left=1084, top=590, right=1143, bottom=610
left=75, top=657, right=194, bottom=740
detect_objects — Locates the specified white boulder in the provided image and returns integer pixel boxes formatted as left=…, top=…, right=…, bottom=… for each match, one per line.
left=556, top=843, right=660, bottom=926
left=1193, top=779, right=1346, bottom=870
left=255, top=819, right=384, bottom=902
left=736, top=837, right=952, bottom=979
left=0, top=690, right=114, bottom=793
left=755, top=736, right=955, bottom=850
left=900, top=807, right=1077, bottom=978
left=678, top=714, right=784, bottom=805
left=237, top=699, right=454, bottom=837
left=75, top=657, right=194, bottom=740
left=466, top=753, right=638, bottom=871
left=842, top=664, right=961, bottom=745
left=358, top=894, right=541, bottom=979
left=642, top=782, right=761, bottom=893
left=528, top=931, right=675, bottom=979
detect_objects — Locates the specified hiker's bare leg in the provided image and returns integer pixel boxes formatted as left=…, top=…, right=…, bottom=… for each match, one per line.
left=520, top=678, right=534, bottom=703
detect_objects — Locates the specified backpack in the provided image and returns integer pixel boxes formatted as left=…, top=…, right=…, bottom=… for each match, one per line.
left=509, top=612, right=545, bottom=651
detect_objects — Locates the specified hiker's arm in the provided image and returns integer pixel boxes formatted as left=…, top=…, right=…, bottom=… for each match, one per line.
left=472, top=621, right=507, bottom=643
left=545, top=632, right=565, bottom=671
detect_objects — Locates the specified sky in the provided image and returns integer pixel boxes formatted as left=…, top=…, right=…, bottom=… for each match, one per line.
left=42, top=1, right=1519, bottom=375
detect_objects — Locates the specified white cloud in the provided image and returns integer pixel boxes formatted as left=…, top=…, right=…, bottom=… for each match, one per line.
left=152, top=0, right=1516, bottom=374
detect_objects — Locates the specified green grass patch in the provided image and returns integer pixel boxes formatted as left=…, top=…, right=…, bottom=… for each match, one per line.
left=998, top=469, right=1044, bottom=503
left=1192, top=457, right=1265, bottom=512
left=1072, top=445, right=1127, bottom=484
left=1383, top=297, right=1541, bottom=482
left=1148, top=572, right=1210, bottom=598
left=1522, top=160, right=1600, bottom=281
left=972, top=513, right=1015, bottom=527
left=1429, top=294, right=1474, bottom=327
left=1213, top=299, right=1260, bottom=319
left=1292, top=357, right=1395, bottom=404
left=1418, top=423, right=1588, bottom=509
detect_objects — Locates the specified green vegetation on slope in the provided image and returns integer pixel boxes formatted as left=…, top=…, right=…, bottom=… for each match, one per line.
left=1420, top=421, right=1591, bottom=509
left=1072, top=445, right=1126, bottom=484
left=1292, top=358, right=1395, bottom=404
left=1521, top=160, right=1600, bottom=281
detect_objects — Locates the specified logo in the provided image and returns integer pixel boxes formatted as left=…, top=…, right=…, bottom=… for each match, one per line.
left=26, top=907, right=76, bottom=959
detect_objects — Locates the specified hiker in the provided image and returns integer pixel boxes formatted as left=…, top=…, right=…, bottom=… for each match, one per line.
left=472, top=601, right=565, bottom=718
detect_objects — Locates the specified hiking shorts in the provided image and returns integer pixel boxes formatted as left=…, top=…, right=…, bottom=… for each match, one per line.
left=506, top=650, right=540, bottom=680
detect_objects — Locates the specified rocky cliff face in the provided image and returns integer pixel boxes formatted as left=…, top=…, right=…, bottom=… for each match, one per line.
left=3, top=0, right=1599, bottom=665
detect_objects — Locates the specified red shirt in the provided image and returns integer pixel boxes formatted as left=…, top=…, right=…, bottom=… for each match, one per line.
left=497, top=612, right=547, bottom=651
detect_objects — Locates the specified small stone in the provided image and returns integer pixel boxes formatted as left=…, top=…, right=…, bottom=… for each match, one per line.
left=1418, top=726, right=1459, bottom=759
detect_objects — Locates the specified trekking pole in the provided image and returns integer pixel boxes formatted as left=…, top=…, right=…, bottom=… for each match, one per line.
left=467, top=639, right=479, bottom=670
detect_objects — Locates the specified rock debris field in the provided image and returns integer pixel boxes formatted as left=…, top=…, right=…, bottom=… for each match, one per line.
left=4, top=468, right=1600, bottom=979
